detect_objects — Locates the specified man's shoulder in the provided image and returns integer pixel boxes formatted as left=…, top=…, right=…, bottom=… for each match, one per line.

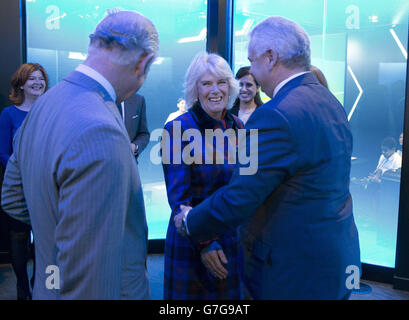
left=247, top=99, right=284, bottom=123
left=275, top=81, right=342, bottom=117
left=38, top=79, right=109, bottom=114
left=30, top=83, right=121, bottom=140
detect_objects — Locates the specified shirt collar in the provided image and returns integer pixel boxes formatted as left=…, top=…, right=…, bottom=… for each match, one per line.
left=75, top=64, right=117, bottom=102
left=273, top=71, right=310, bottom=98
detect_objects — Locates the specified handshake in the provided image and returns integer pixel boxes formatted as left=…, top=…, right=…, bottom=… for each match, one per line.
left=173, top=204, right=192, bottom=236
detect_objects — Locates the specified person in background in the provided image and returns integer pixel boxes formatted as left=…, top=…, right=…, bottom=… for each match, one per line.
left=162, top=52, right=243, bottom=299
left=397, top=132, right=403, bottom=157
left=0, top=63, right=49, bottom=299
left=1, top=10, right=159, bottom=299
left=230, top=66, right=263, bottom=124
left=310, top=65, right=328, bottom=88
left=119, top=94, right=150, bottom=159
left=367, top=137, right=402, bottom=183
left=165, top=97, right=187, bottom=124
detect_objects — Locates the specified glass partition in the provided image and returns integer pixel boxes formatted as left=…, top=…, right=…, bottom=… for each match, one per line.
left=26, top=0, right=208, bottom=239
left=233, top=0, right=408, bottom=268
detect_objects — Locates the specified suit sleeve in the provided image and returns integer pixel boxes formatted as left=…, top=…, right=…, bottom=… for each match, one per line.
left=186, top=107, right=299, bottom=242
left=54, top=124, right=132, bottom=299
left=1, top=155, right=30, bottom=224
left=1, top=128, right=30, bottom=225
left=132, top=97, right=150, bottom=155
left=162, top=120, right=193, bottom=214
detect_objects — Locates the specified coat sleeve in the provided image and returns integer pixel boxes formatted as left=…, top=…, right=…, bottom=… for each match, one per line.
left=186, top=106, right=299, bottom=242
left=132, top=96, right=150, bottom=155
left=161, top=119, right=193, bottom=215
left=54, top=124, right=132, bottom=299
left=1, top=129, right=30, bottom=225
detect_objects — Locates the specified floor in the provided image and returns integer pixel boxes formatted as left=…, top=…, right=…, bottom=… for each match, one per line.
left=1, top=254, right=409, bottom=300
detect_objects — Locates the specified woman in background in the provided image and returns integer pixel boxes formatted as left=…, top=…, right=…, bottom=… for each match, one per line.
left=165, top=97, right=187, bottom=125
left=310, top=65, right=328, bottom=88
left=162, top=52, right=243, bottom=299
left=0, top=63, right=48, bottom=299
left=230, top=66, right=263, bottom=124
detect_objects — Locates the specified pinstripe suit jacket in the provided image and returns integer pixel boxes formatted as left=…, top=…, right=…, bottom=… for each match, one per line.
left=1, top=71, right=150, bottom=300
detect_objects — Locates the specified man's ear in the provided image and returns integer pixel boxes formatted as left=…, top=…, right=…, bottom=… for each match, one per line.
left=134, top=52, right=155, bottom=76
left=265, top=49, right=278, bottom=71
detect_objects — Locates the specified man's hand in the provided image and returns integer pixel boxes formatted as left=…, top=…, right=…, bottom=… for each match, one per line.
left=131, top=143, right=138, bottom=156
left=200, top=242, right=228, bottom=279
left=174, top=205, right=192, bottom=236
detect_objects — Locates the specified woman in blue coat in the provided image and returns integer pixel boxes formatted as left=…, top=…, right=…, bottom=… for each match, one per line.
left=0, top=63, right=48, bottom=299
left=162, top=53, right=243, bottom=299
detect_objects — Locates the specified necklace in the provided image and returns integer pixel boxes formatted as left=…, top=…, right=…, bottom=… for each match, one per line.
left=16, top=105, right=31, bottom=112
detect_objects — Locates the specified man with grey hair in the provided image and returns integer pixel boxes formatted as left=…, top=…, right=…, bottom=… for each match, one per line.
left=1, top=10, right=159, bottom=299
left=176, top=16, right=361, bottom=299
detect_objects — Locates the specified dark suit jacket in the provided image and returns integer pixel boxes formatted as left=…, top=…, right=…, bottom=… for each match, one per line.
left=186, top=72, right=361, bottom=299
left=121, top=94, right=150, bottom=156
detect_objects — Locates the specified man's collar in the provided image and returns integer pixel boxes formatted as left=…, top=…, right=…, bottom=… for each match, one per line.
left=273, top=71, right=310, bottom=98
left=75, top=64, right=117, bottom=102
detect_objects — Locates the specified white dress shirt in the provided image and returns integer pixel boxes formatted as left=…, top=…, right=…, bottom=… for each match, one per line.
left=75, top=64, right=117, bottom=102
left=273, top=71, right=310, bottom=98
left=376, top=152, right=402, bottom=174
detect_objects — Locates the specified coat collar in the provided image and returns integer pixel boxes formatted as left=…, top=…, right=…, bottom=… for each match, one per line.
left=63, top=71, right=114, bottom=103
left=63, top=71, right=126, bottom=132
left=189, top=101, right=240, bottom=130
left=274, top=71, right=320, bottom=99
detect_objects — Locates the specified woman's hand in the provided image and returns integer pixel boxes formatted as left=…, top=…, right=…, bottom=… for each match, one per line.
left=200, top=241, right=228, bottom=280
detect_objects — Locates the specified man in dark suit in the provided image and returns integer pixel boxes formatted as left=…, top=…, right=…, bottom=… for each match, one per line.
left=120, top=94, right=150, bottom=159
left=175, top=16, right=361, bottom=299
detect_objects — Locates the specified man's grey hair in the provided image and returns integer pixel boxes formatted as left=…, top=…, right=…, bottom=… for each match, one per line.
left=88, top=10, right=159, bottom=66
left=249, top=16, right=311, bottom=69
left=184, top=52, right=239, bottom=110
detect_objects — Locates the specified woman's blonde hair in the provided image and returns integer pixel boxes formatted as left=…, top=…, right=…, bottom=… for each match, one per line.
left=183, top=52, right=239, bottom=110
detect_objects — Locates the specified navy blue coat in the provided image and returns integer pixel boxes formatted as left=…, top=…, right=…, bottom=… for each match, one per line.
left=162, top=103, right=244, bottom=299
left=186, top=72, right=361, bottom=299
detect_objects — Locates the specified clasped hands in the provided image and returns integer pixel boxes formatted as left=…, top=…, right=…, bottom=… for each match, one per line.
left=174, top=205, right=228, bottom=280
